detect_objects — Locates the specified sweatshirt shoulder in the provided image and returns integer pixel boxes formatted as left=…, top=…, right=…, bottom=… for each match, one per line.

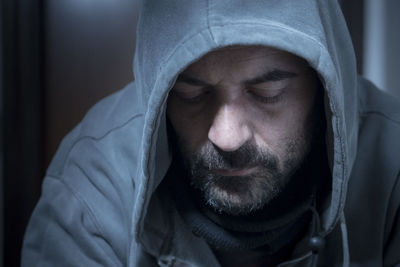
left=358, top=76, right=400, bottom=126
left=79, top=81, right=146, bottom=139
left=355, top=76, right=400, bottom=183
left=356, top=76, right=400, bottom=179
left=23, top=82, right=147, bottom=266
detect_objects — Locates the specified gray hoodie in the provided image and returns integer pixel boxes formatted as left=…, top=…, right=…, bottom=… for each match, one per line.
left=22, top=0, right=400, bottom=266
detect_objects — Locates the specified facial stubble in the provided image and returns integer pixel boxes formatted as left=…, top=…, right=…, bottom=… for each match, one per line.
left=185, top=136, right=308, bottom=215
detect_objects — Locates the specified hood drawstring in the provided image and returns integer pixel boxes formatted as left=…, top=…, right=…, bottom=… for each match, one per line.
left=308, top=205, right=324, bottom=267
left=309, top=207, right=350, bottom=267
left=340, top=212, right=350, bottom=267
left=276, top=203, right=324, bottom=267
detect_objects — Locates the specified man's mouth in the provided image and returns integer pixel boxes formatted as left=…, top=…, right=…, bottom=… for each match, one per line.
left=212, top=167, right=258, bottom=176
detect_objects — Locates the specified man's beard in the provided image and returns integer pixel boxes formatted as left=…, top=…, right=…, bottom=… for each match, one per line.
left=168, top=85, right=323, bottom=216
left=171, top=132, right=311, bottom=216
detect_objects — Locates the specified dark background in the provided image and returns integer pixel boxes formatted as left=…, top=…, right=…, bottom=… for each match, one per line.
left=0, top=0, right=396, bottom=266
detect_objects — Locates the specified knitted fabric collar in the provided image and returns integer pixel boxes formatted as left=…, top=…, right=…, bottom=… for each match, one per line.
left=173, top=182, right=313, bottom=253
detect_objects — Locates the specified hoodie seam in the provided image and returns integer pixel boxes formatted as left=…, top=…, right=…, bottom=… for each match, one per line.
left=309, top=24, right=348, bottom=235
left=47, top=113, right=144, bottom=178
left=160, top=21, right=327, bottom=74
left=206, top=0, right=217, bottom=44
left=315, top=47, right=346, bottom=233
left=43, top=175, right=121, bottom=267
left=338, top=111, right=348, bottom=229
left=138, top=95, right=169, bottom=254
left=315, top=73, right=346, bottom=233
left=209, top=21, right=325, bottom=49
left=337, top=113, right=348, bottom=234
left=360, top=111, right=400, bottom=125
left=160, top=27, right=217, bottom=69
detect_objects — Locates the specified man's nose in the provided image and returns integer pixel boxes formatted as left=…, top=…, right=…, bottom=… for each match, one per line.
left=208, top=104, right=252, bottom=151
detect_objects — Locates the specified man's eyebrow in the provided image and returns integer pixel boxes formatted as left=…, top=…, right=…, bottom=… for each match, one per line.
left=176, top=73, right=211, bottom=87
left=175, top=69, right=298, bottom=87
left=244, top=69, right=298, bottom=85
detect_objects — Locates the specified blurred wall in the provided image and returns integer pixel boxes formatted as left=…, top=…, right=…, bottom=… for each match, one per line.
left=364, top=0, right=400, bottom=98
left=0, top=1, right=3, bottom=266
left=44, top=0, right=140, bottom=166
left=2, top=1, right=43, bottom=266
left=340, top=0, right=364, bottom=74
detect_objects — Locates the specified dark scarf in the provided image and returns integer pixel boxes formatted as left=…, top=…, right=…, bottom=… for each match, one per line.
left=169, top=174, right=313, bottom=254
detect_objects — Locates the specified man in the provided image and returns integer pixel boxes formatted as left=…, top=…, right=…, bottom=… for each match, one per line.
left=22, top=0, right=400, bottom=266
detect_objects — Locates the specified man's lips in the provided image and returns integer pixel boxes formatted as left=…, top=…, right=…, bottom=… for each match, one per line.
left=212, top=167, right=258, bottom=176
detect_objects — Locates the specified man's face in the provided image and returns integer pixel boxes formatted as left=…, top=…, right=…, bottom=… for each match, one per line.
left=167, top=46, right=320, bottom=215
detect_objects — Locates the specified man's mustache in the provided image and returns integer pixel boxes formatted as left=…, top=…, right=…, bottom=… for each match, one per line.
left=192, top=141, right=279, bottom=171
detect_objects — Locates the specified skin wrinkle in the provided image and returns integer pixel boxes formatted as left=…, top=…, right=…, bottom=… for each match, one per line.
left=167, top=45, right=320, bottom=215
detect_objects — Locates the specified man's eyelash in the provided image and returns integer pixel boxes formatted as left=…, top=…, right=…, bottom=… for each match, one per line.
left=173, top=90, right=211, bottom=103
left=248, top=91, right=285, bottom=104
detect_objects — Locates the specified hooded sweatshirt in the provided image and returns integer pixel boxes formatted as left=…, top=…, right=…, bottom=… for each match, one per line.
left=22, top=0, right=400, bottom=266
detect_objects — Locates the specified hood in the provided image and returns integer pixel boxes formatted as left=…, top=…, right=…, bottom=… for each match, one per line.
left=132, top=0, right=359, bottom=252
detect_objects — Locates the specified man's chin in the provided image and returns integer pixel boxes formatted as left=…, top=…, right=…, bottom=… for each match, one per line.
left=197, top=175, right=282, bottom=216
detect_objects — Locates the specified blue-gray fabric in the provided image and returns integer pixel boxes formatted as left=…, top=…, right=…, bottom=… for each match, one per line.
left=22, top=0, right=400, bottom=266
